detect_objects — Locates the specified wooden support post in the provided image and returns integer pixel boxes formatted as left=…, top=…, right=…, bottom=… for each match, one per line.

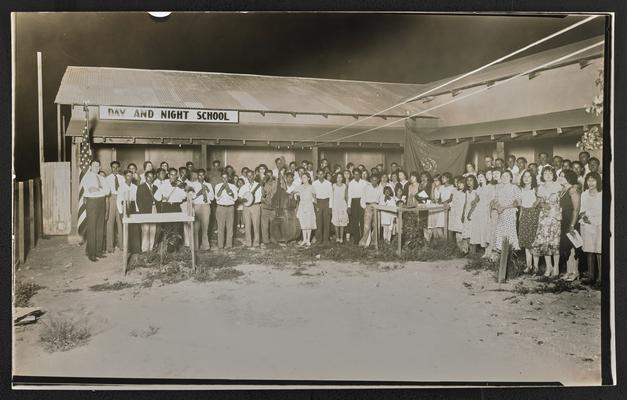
left=123, top=221, right=129, bottom=275
left=496, top=141, right=505, bottom=161
left=57, top=104, right=62, bottom=161
left=498, top=237, right=511, bottom=283
left=311, top=146, right=319, bottom=169
left=18, top=182, right=25, bottom=264
left=397, top=208, right=403, bottom=257
left=35, top=177, right=43, bottom=240
left=68, top=141, right=82, bottom=244
left=62, top=114, right=66, bottom=161
left=373, top=207, right=379, bottom=249
left=28, top=179, right=35, bottom=249
left=200, top=144, right=208, bottom=169
left=37, top=52, right=44, bottom=178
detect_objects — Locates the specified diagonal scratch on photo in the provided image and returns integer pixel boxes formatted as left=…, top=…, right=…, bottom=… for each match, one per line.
left=11, top=11, right=612, bottom=387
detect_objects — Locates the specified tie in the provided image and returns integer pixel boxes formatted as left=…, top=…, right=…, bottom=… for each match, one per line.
left=114, top=174, right=119, bottom=191
left=202, top=184, right=208, bottom=203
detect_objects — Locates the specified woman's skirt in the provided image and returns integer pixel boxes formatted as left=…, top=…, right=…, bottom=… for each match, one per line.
left=518, top=207, right=540, bottom=249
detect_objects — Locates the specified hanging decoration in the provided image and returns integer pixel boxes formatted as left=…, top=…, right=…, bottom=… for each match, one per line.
left=577, top=69, right=604, bottom=151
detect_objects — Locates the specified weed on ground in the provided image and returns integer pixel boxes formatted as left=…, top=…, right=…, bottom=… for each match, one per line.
left=39, top=316, right=92, bottom=352
left=14, top=282, right=46, bottom=307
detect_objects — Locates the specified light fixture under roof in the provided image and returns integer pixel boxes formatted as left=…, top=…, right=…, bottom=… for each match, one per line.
left=148, top=12, right=172, bottom=18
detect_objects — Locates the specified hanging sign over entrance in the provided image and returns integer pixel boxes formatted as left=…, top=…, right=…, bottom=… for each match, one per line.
left=99, top=105, right=239, bottom=123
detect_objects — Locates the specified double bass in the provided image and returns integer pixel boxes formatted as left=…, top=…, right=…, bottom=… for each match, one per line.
left=270, top=170, right=301, bottom=242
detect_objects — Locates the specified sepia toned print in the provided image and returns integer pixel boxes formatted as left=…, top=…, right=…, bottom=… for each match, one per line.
left=12, top=12, right=611, bottom=387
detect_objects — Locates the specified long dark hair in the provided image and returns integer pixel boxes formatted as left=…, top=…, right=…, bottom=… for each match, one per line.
left=519, top=169, right=537, bottom=189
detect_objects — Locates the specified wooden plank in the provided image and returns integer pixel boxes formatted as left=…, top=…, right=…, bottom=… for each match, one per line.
left=18, top=182, right=25, bottom=264
left=498, top=237, right=510, bottom=283
left=35, top=178, right=43, bottom=240
left=397, top=208, right=403, bottom=257
left=28, top=179, right=35, bottom=248
left=42, top=162, right=72, bottom=235
left=200, top=145, right=208, bottom=169
left=37, top=52, right=44, bottom=178
left=57, top=104, right=62, bottom=161
left=62, top=114, right=66, bottom=161
left=123, top=221, right=128, bottom=275
left=124, top=212, right=194, bottom=224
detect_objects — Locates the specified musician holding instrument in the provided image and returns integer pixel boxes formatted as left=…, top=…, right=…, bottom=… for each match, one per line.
left=239, top=169, right=263, bottom=247
left=188, top=168, right=214, bottom=251
left=260, top=169, right=278, bottom=246
left=214, top=171, right=238, bottom=249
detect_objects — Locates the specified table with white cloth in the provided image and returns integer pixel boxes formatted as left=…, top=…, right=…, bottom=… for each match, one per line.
left=372, top=203, right=449, bottom=256
left=121, top=192, right=195, bottom=275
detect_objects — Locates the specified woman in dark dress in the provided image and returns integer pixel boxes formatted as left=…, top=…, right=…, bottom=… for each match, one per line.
left=558, top=169, right=581, bottom=279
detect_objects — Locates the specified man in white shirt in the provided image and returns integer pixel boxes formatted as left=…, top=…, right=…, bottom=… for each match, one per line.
left=359, top=174, right=384, bottom=247
left=579, top=151, right=591, bottom=175
left=272, top=157, right=284, bottom=178
left=214, top=172, right=238, bottom=249
left=312, top=170, right=333, bottom=243
left=536, top=152, right=549, bottom=175
left=239, top=170, right=262, bottom=247
left=81, top=160, right=110, bottom=262
left=153, top=168, right=189, bottom=247
left=105, top=161, right=124, bottom=253
left=116, top=170, right=139, bottom=216
left=347, top=169, right=368, bottom=244
left=552, top=155, right=563, bottom=178
left=187, top=169, right=214, bottom=251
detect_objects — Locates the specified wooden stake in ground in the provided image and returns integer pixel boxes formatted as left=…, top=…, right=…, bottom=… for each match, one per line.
left=498, top=237, right=511, bottom=283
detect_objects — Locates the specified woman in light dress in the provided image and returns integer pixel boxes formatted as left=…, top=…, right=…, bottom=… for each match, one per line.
left=483, top=169, right=500, bottom=259
left=462, top=175, right=479, bottom=255
left=469, top=171, right=492, bottom=252
left=492, top=170, right=522, bottom=253
left=531, top=166, right=562, bottom=277
left=518, top=170, right=540, bottom=274
left=294, top=172, right=316, bottom=247
left=379, top=186, right=398, bottom=244
left=331, top=172, right=349, bottom=243
left=580, top=172, right=603, bottom=285
left=427, top=174, right=446, bottom=242
left=448, top=176, right=467, bottom=253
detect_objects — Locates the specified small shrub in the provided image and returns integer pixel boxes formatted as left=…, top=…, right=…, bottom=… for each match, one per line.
left=130, top=325, right=159, bottom=338
left=39, top=316, right=91, bottom=352
left=14, top=282, right=45, bottom=307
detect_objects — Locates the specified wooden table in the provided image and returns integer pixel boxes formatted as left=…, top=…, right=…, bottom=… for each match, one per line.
left=372, top=203, right=449, bottom=256
left=122, top=194, right=196, bottom=275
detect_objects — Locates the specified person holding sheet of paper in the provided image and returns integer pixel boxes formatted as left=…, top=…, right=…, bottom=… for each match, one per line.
left=558, top=170, right=581, bottom=281
left=580, top=172, right=603, bottom=286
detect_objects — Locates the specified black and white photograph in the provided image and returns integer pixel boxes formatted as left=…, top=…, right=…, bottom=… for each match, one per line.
left=10, top=11, right=614, bottom=388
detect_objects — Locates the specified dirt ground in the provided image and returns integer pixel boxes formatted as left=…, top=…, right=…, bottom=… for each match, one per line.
left=12, top=236, right=601, bottom=385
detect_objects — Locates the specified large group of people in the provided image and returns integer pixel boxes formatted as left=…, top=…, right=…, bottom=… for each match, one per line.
left=80, top=150, right=603, bottom=286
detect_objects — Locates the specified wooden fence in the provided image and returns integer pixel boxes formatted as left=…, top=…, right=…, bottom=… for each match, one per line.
left=13, top=178, right=44, bottom=268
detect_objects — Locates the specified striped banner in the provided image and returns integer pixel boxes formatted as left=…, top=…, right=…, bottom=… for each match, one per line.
left=77, top=105, right=92, bottom=238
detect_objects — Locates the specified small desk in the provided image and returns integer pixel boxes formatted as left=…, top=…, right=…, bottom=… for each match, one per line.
left=122, top=194, right=196, bottom=275
left=372, top=203, right=449, bottom=256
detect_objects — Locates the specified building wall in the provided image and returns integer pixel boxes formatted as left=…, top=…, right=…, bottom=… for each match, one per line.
left=466, top=136, right=603, bottom=170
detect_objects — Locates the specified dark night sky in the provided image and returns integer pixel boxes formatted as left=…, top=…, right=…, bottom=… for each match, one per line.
left=13, top=12, right=606, bottom=179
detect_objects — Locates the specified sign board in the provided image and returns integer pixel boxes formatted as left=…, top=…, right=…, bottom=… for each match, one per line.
left=99, top=105, right=239, bottom=124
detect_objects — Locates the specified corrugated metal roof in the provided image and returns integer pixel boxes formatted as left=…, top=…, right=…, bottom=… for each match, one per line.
left=55, top=67, right=435, bottom=118
left=420, top=109, right=602, bottom=140
left=417, top=35, right=604, bottom=98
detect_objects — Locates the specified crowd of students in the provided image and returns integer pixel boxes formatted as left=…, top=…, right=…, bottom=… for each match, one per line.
left=79, top=150, right=603, bottom=286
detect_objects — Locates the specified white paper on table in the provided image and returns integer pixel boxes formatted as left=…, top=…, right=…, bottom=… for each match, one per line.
left=417, top=190, right=429, bottom=198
